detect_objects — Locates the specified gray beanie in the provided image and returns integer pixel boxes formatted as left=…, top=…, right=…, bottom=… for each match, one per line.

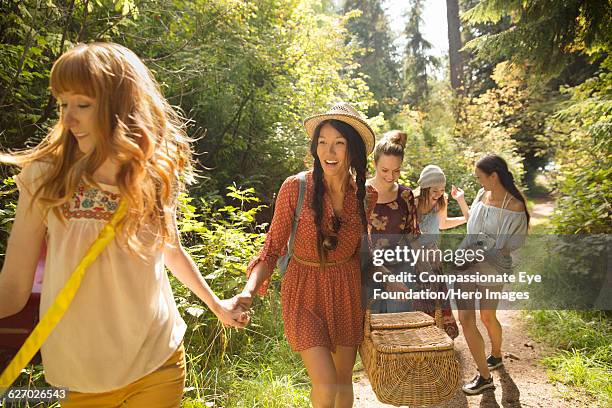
left=418, top=165, right=446, bottom=188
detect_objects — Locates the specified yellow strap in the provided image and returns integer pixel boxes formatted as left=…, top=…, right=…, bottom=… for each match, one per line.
left=0, top=200, right=128, bottom=391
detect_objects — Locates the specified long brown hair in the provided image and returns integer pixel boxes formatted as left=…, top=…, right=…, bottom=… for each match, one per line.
left=0, top=42, right=194, bottom=255
left=476, top=154, right=530, bottom=225
left=416, top=188, right=447, bottom=217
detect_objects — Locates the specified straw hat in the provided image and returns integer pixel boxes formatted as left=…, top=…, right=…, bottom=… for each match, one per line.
left=303, top=102, right=376, bottom=155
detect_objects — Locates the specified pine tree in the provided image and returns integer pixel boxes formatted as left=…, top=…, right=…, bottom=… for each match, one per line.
left=343, top=0, right=401, bottom=117
left=460, top=0, right=511, bottom=97
left=402, top=0, right=438, bottom=110
left=462, top=0, right=611, bottom=79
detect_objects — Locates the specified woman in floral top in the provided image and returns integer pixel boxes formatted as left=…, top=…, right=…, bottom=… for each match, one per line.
left=367, top=131, right=459, bottom=338
left=367, top=131, right=418, bottom=311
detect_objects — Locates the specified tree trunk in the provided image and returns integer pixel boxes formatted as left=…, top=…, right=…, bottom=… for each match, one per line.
left=446, top=0, right=463, bottom=93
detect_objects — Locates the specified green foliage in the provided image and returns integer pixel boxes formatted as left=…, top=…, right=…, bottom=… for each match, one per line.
left=0, top=177, right=17, bottom=263
left=549, top=56, right=612, bottom=234
left=0, top=0, right=375, bottom=204
left=463, top=0, right=612, bottom=79
left=115, top=0, right=374, bottom=200
left=175, top=186, right=266, bottom=296
left=342, top=0, right=401, bottom=118
left=456, top=61, right=553, bottom=188
left=459, top=0, right=512, bottom=97
left=525, top=310, right=612, bottom=406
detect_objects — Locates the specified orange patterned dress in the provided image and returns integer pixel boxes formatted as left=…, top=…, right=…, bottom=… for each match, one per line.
left=246, top=170, right=377, bottom=352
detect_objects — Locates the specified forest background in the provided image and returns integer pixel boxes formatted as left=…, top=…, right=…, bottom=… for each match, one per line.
left=0, top=0, right=610, bottom=406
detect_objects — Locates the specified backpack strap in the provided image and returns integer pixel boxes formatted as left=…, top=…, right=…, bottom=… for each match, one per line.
left=277, top=172, right=306, bottom=277
left=285, top=172, right=306, bottom=263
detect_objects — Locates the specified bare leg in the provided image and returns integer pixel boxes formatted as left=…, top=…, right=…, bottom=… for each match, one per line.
left=457, top=283, right=490, bottom=378
left=459, top=308, right=491, bottom=378
left=300, top=346, right=337, bottom=408
left=480, top=308, right=502, bottom=357
left=331, top=346, right=358, bottom=408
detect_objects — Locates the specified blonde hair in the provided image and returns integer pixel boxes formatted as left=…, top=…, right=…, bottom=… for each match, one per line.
left=0, top=42, right=194, bottom=255
left=373, top=130, right=407, bottom=163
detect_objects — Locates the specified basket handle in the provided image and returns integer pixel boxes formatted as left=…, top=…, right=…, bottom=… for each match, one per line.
left=434, top=299, right=444, bottom=329
left=364, top=299, right=374, bottom=338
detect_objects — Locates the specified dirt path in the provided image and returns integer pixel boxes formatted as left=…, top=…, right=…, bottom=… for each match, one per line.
left=352, top=198, right=596, bottom=407
left=530, top=198, right=555, bottom=219
left=529, top=198, right=555, bottom=229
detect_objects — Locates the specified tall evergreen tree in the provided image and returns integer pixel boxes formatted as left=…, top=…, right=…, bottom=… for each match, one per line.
left=460, top=0, right=510, bottom=97
left=463, top=0, right=610, bottom=79
left=343, top=0, right=401, bottom=117
left=402, top=0, right=438, bottom=109
left=446, top=0, right=463, bottom=93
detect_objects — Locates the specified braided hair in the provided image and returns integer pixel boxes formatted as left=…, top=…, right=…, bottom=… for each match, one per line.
left=310, top=119, right=368, bottom=263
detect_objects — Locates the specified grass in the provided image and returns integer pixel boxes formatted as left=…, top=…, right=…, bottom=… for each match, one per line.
left=524, top=310, right=612, bottom=406
left=179, top=292, right=311, bottom=407
left=520, top=189, right=612, bottom=406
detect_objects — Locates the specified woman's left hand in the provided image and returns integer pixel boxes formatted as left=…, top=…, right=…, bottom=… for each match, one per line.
left=451, top=185, right=465, bottom=201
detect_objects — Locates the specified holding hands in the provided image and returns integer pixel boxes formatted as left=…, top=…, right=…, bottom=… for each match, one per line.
left=213, top=295, right=252, bottom=328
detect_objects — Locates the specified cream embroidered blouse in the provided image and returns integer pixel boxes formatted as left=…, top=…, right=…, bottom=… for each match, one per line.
left=16, top=161, right=186, bottom=393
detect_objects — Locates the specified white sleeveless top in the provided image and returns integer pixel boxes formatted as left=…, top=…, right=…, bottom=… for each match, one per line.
left=466, top=188, right=527, bottom=251
left=16, top=161, right=186, bottom=393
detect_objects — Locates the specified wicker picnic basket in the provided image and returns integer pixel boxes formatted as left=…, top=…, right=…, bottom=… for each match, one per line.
left=359, top=309, right=459, bottom=406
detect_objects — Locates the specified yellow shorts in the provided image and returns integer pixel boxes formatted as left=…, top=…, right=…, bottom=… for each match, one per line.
left=61, top=343, right=186, bottom=408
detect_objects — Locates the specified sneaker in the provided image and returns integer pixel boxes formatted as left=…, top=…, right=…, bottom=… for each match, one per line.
left=487, top=354, right=503, bottom=370
left=462, top=374, right=495, bottom=395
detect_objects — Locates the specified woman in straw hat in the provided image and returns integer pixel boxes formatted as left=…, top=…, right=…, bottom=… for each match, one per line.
left=232, top=102, right=378, bottom=407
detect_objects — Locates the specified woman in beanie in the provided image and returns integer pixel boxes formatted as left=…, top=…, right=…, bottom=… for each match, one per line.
left=411, top=164, right=469, bottom=338
left=415, top=164, right=470, bottom=237
left=233, top=103, right=378, bottom=408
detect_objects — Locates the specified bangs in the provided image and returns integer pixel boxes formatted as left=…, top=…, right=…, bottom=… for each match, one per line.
left=50, top=47, right=97, bottom=98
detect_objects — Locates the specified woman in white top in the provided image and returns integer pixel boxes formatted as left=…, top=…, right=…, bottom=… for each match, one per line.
left=0, top=43, right=246, bottom=406
left=458, top=155, right=529, bottom=395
